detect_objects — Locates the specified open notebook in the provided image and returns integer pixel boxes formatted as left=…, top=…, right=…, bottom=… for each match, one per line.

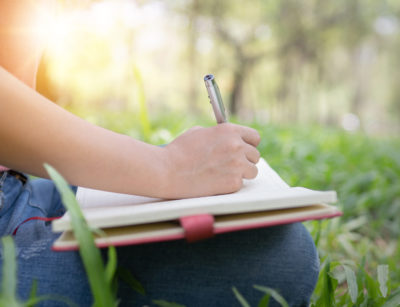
left=52, top=158, right=341, bottom=250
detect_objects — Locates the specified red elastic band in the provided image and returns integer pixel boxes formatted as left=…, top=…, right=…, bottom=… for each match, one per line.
left=12, top=216, right=62, bottom=236
left=179, top=214, right=215, bottom=243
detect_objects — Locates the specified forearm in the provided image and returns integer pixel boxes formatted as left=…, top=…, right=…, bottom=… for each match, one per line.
left=0, top=67, right=169, bottom=197
left=0, top=1, right=261, bottom=200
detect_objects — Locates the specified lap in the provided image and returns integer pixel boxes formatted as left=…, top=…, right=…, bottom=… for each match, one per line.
left=116, top=223, right=318, bottom=307
left=0, top=174, right=319, bottom=307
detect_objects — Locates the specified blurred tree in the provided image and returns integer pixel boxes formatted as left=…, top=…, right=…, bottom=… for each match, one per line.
left=36, top=0, right=400, bottom=134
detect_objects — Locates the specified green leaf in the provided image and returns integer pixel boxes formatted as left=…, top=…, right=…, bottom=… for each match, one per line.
left=28, top=280, right=38, bottom=302
left=116, top=267, right=146, bottom=296
left=0, top=236, right=20, bottom=305
left=343, top=265, right=358, bottom=303
left=105, top=246, right=117, bottom=286
left=152, top=300, right=186, bottom=307
left=313, top=260, right=337, bottom=307
left=232, top=287, right=251, bottom=307
left=377, top=265, right=389, bottom=298
left=363, top=268, right=380, bottom=299
left=25, top=294, right=79, bottom=307
left=359, top=297, right=368, bottom=307
left=0, top=297, right=21, bottom=307
left=44, top=164, right=117, bottom=307
left=383, top=289, right=400, bottom=307
left=133, top=65, right=152, bottom=142
left=257, top=294, right=270, bottom=307
left=313, top=221, right=322, bottom=247
left=254, top=285, right=289, bottom=307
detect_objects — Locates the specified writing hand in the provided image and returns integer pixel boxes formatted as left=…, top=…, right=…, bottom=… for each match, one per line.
left=163, top=123, right=261, bottom=198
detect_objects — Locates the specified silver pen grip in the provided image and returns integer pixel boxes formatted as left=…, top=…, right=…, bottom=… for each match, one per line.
left=204, top=74, right=227, bottom=124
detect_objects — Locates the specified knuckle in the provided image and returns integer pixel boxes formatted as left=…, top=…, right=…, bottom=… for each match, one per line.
left=230, top=157, right=243, bottom=169
left=220, top=123, right=236, bottom=133
left=228, top=140, right=243, bottom=152
left=229, top=176, right=243, bottom=191
left=223, top=122, right=235, bottom=130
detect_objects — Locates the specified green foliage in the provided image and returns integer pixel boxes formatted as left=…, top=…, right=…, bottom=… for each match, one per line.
left=253, top=285, right=289, bottom=307
left=378, top=265, right=389, bottom=298
left=132, top=66, right=152, bottom=142
left=312, top=260, right=338, bottom=307
left=116, top=267, right=146, bottom=296
left=232, top=287, right=251, bottom=307
left=232, top=285, right=290, bottom=306
left=251, top=123, right=400, bottom=306
left=0, top=236, right=21, bottom=307
left=255, top=124, right=400, bottom=237
left=152, top=300, right=186, bottom=307
left=45, top=164, right=118, bottom=307
left=343, top=265, right=358, bottom=303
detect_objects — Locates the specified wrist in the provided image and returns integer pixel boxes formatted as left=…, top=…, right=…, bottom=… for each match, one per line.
left=156, top=144, right=179, bottom=199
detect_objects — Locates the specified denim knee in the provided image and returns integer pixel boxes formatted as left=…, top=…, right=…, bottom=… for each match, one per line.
left=266, top=223, right=319, bottom=307
left=114, top=222, right=319, bottom=307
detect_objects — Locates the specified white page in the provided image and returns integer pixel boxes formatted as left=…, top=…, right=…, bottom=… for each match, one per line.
left=53, top=159, right=336, bottom=232
left=76, top=158, right=288, bottom=209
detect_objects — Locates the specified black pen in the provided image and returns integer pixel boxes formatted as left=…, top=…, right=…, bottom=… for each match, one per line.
left=204, top=74, right=228, bottom=124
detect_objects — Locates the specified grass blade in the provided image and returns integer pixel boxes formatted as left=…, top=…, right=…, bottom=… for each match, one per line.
left=383, top=289, right=400, bottom=307
left=152, top=300, right=186, bottom=307
left=26, top=294, right=79, bottom=307
left=28, top=280, right=38, bottom=303
left=313, top=259, right=337, bottom=307
left=363, top=267, right=379, bottom=299
left=1, top=236, right=19, bottom=305
left=116, top=267, right=146, bottom=296
left=133, top=65, right=152, bottom=142
left=45, top=164, right=117, bottom=307
left=313, top=221, right=322, bottom=247
left=257, top=294, right=270, bottom=307
left=343, top=265, right=358, bottom=303
left=378, top=264, right=389, bottom=298
left=254, top=285, right=289, bottom=307
left=105, top=246, right=117, bottom=286
left=232, top=287, right=251, bottom=307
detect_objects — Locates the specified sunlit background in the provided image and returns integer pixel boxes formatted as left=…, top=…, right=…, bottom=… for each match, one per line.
left=35, top=0, right=400, bottom=140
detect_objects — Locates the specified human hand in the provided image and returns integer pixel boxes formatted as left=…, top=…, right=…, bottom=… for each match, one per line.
left=163, top=123, right=261, bottom=198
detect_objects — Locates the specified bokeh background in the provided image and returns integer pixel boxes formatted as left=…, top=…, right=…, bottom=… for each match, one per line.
left=37, top=0, right=400, bottom=137
left=35, top=0, right=400, bottom=305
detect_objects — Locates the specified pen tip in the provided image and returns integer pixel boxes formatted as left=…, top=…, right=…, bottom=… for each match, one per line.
left=204, top=74, right=214, bottom=81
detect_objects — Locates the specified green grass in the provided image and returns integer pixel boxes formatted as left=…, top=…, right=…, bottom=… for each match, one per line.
left=45, top=164, right=119, bottom=307
left=1, top=121, right=399, bottom=306
left=252, top=124, right=400, bottom=306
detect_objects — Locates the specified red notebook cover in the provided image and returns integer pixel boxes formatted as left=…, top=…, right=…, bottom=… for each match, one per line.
left=52, top=204, right=341, bottom=251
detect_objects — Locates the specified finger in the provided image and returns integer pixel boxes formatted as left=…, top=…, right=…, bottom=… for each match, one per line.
left=244, top=144, right=260, bottom=164
left=242, top=160, right=258, bottom=179
left=234, top=125, right=261, bottom=147
left=188, top=125, right=203, bottom=132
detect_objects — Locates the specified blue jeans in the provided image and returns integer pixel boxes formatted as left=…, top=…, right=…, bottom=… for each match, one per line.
left=0, top=172, right=319, bottom=306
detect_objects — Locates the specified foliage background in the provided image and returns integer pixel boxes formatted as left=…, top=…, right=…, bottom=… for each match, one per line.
left=38, top=0, right=400, bottom=135
left=34, top=0, right=400, bottom=305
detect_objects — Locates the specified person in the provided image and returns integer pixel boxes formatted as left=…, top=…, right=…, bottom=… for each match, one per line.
left=0, top=1, right=319, bottom=306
